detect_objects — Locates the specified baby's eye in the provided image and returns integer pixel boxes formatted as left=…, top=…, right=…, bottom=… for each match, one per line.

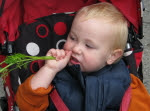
left=69, top=36, right=76, bottom=41
left=86, top=44, right=93, bottom=49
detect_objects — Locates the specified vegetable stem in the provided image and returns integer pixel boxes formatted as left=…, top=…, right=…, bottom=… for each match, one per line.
left=0, top=53, right=56, bottom=79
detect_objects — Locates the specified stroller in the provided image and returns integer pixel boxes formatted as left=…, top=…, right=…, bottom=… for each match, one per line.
left=0, top=0, right=148, bottom=111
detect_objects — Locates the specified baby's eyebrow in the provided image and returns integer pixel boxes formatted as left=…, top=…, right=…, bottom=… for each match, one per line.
left=85, top=39, right=95, bottom=44
left=69, top=30, right=77, bottom=37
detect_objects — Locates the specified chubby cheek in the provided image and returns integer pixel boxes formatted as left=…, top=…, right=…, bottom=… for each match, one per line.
left=82, top=55, right=106, bottom=72
left=81, top=55, right=97, bottom=71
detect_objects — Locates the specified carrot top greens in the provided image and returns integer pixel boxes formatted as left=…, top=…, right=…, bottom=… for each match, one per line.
left=0, top=53, right=55, bottom=79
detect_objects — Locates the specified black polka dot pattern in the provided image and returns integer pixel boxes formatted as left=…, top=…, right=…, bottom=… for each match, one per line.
left=14, top=12, right=75, bottom=82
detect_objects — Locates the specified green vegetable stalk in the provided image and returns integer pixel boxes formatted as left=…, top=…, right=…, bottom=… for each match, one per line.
left=0, top=53, right=55, bottom=79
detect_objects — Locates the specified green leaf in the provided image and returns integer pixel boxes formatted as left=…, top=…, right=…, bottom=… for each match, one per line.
left=0, top=53, right=56, bottom=79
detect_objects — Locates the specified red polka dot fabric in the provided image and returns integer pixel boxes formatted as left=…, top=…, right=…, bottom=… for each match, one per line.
left=36, top=24, right=49, bottom=38
left=54, top=22, right=67, bottom=36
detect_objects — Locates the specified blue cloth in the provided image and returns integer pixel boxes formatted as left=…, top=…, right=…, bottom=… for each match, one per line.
left=49, top=59, right=131, bottom=111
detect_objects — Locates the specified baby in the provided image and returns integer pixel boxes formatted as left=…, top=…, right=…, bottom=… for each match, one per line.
left=16, top=2, right=130, bottom=111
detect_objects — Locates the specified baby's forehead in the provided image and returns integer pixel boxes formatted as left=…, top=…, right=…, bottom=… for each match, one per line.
left=73, top=15, right=117, bottom=39
left=76, top=11, right=114, bottom=21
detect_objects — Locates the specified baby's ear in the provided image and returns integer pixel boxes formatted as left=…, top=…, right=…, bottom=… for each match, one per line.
left=107, top=49, right=123, bottom=65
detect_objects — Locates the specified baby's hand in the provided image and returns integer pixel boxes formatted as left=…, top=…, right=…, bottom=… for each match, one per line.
left=45, top=49, right=72, bottom=72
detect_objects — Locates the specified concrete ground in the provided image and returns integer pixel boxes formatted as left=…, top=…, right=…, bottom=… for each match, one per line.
left=142, top=0, right=150, bottom=93
left=0, top=0, right=150, bottom=110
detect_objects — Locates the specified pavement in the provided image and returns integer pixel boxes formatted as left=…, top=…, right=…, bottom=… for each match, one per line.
left=142, top=0, right=150, bottom=93
left=0, top=0, right=150, bottom=110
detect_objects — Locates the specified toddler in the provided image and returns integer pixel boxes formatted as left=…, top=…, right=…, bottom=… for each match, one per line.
left=16, top=2, right=130, bottom=111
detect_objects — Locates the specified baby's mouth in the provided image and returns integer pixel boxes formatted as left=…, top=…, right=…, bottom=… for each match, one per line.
left=70, top=56, right=80, bottom=65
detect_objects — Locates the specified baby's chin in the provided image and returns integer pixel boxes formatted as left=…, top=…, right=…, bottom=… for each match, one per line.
left=68, top=62, right=84, bottom=70
left=68, top=62, right=80, bottom=66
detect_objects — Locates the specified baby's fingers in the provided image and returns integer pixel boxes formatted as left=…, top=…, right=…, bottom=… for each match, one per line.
left=46, top=49, right=56, bottom=57
left=63, top=51, right=72, bottom=62
left=47, top=49, right=66, bottom=60
left=55, top=49, right=66, bottom=60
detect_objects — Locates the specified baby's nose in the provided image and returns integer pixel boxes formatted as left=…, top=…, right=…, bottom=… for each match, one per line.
left=72, top=44, right=82, bottom=54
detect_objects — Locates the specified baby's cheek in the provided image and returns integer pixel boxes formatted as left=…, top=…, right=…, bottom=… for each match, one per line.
left=86, top=55, right=97, bottom=63
left=84, top=56, right=97, bottom=67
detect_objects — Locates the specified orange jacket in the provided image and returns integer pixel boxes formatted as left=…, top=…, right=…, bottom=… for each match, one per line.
left=128, top=74, right=150, bottom=111
left=16, top=75, right=53, bottom=111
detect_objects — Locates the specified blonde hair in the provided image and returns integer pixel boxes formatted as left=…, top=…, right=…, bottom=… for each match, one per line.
left=76, top=2, right=128, bottom=51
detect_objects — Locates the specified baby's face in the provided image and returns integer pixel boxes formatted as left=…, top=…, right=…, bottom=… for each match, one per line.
left=64, top=17, right=115, bottom=72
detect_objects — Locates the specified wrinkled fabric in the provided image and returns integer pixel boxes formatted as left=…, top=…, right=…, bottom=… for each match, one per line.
left=48, top=60, right=131, bottom=111
left=128, top=74, right=150, bottom=111
left=16, top=60, right=131, bottom=111
left=16, top=75, right=53, bottom=111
